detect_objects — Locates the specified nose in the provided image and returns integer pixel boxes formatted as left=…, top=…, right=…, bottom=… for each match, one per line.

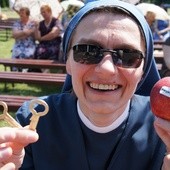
left=94, top=54, right=117, bottom=75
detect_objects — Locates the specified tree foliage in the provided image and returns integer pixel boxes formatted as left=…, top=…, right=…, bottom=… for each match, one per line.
left=141, top=0, right=169, bottom=5
left=0, top=0, right=9, bottom=8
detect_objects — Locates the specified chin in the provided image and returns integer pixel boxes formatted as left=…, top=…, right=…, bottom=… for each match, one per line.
left=87, top=102, right=116, bottom=114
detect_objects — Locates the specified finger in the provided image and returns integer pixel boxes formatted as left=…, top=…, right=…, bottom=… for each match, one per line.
left=0, top=147, right=12, bottom=162
left=155, top=117, right=170, bottom=132
left=0, top=127, right=39, bottom=145
left=154, top=121, right=170, bottom=150
left=0, top=141, right=24, bottom=158
left=0, top=144, right=24, bottom=169
left=0, top=146, right=25, bottom=169
left=6, top=149, right=25, bottom=169
left=0, top=162, right=15, bottom=170
left=162, top=154, right=170, bottom=170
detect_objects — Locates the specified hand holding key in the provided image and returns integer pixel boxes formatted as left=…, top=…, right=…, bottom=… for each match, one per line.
left=29, top=99, right=49, bottom=130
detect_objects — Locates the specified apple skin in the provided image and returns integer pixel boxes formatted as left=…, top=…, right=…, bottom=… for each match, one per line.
left=150, top=77, right=170, bottom=121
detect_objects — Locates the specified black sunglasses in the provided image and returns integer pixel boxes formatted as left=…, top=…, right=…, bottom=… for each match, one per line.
left=72, top=44, right=144, bottom=68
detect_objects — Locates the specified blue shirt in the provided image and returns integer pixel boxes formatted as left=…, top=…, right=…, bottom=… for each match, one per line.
left=17, top=93, right=166, bottom=170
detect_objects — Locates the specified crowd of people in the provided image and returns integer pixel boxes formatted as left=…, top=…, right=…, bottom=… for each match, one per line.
left=10, top=0, right=170, bottom=65
left=1, top=0, right=170, bottom=169
left=11, top=0, right=86, bottom=64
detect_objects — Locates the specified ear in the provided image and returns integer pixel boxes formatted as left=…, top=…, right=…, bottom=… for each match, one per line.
left=66, top=57, right=72, bottom=75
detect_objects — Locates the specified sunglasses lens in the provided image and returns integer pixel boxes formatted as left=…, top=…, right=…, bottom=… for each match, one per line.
left=72, top=45, right=143, bottom=68
left=121, top=51, right=143, bottom=68
left=73, top=45, right=102, bottom=64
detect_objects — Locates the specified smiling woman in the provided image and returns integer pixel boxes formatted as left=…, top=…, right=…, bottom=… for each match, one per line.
left=66, top=7, right=145, bottom=119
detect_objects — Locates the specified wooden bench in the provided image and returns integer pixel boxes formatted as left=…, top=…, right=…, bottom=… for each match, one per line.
left=154, top=40, right=164, bottom=50
left=0, top=71, right=66, bottom=111
left=154, top=50, right=164, bottom=70
left=153, top=40, right=165, bottom=74
left=0, top=95, right=36, bottom=111
left=153, top=49, right=170, bottom=77
left=0, top=58, right=66, bottom=110
left=0, top=72, right=66, bottom=86
left=0, top=18, right=17, bottom=41
left=0, top=58, right=66, bottom=72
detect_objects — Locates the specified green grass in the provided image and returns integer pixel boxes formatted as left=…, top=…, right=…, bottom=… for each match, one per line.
left=0, top=34, right=14, bottom=57
left=1, top=8, right=19, bottom=18
left=0, top=28, right=62, bottom=97
left=0, top=8, right=64, bottom=120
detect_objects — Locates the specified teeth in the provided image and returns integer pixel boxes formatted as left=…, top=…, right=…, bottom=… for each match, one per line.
left=89, top=83, right=118, bottom=90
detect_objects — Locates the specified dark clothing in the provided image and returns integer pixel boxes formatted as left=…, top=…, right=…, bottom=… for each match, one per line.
left=165, top=36, right=170, bottom=46
left=17, top=94, right=165, bottom=170
left=34, top=17, right=62, bottom=60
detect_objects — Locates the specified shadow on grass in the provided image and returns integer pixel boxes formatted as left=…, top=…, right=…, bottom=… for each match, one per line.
left=0, top=83, right=63, bottom=97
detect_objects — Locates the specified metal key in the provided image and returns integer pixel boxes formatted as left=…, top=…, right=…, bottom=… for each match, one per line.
left=0, top=101, right=22, bottom=128
left=29, top=99, right=49, bottom=130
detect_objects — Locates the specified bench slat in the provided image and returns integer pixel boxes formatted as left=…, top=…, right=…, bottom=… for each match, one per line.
left=0, top=95, right=36, bottom=111
left=0, top=72, right=66, bottom=85
left=0, top=59, right=66, bottom=72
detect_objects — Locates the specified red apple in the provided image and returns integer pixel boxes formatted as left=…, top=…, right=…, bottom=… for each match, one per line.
left=150, top=77, right=170, bottom=120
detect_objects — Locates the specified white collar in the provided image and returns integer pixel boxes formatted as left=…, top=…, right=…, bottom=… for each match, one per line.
left=77, top=100, right=130, bottom=133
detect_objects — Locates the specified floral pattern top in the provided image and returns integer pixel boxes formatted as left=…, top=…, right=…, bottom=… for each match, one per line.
left=12, top=20, right=36, bottom=59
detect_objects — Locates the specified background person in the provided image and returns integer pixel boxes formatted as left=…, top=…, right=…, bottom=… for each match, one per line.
left=145, top=11, right=170, bottom=41
left=11, top=7, right=36, bottom=61
left=158, top=25, right=170, bottom=72
left=0, top=1, right=170, bottom=169
left=156, top=19, right=170, bottom=41
left=34, top=5, right=63, bottom=60
left=61, top=0, right=84, bottom=30
left=145, top=11, right=160, bottom=40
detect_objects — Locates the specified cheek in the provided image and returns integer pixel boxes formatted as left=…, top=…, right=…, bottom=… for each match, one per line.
left=70, top=64, right=89, bottom=97
left=71, top=64, right=89, bottom=83
left=67, top=57, right=88, bottom=87
left=119, top=63, right=144, bottom=86
left=67, top=51, right=91, bottom=77
left=67, top=57, right=85, bottom=75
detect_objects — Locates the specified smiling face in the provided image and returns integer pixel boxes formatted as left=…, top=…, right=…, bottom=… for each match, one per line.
left=66, top=11, right=145, bottom=126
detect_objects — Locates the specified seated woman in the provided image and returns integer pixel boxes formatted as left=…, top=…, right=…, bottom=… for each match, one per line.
left=11, top=7, right=36, bottom=60
left=34, top=5, right=63, bottom=60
